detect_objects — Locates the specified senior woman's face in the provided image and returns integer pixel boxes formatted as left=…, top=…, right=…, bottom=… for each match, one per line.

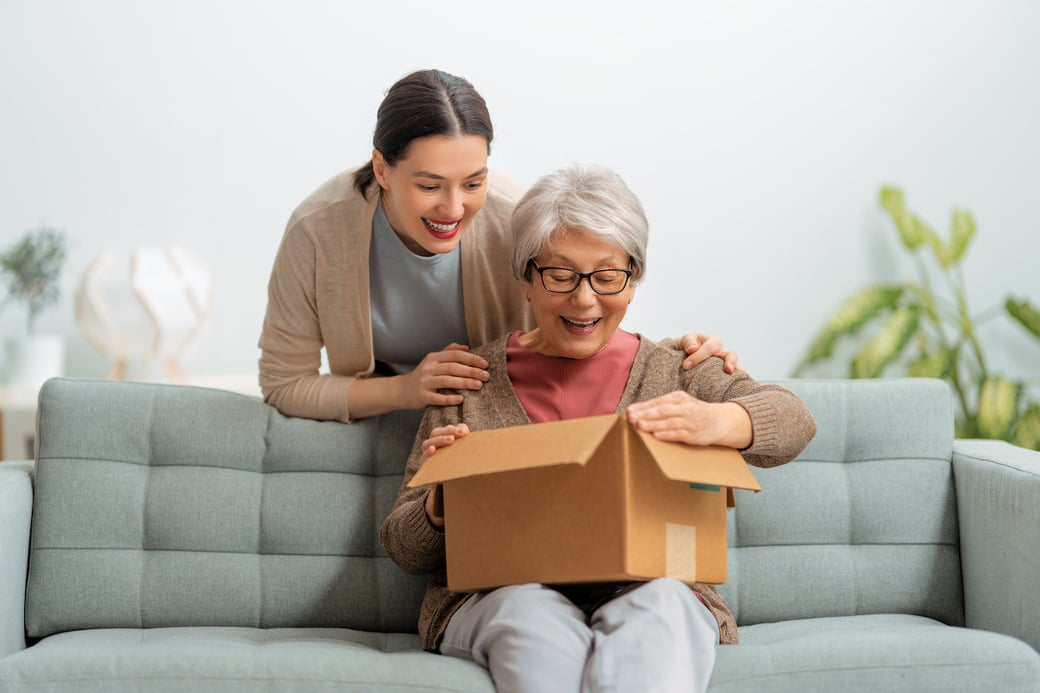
left=520, top=228, right=635, bottom=360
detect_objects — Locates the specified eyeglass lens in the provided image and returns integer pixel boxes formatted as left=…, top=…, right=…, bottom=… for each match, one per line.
left=537, top=266, right=631, bottom=294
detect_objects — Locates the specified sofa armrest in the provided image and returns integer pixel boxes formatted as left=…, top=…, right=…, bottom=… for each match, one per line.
left=0, top=462, right=33, bottom=659
left=953, top=440, right=1040, bottom=652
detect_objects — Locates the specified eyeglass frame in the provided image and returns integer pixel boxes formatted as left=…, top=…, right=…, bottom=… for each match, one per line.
left=526, top=260, right=634, bottom=295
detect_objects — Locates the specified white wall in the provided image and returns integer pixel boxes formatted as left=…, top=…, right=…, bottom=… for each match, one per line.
left=2, top=0, right=1039, bottom=383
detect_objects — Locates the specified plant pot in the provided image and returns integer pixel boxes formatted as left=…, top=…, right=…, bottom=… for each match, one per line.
left=3, top=334, right=65, bottom=388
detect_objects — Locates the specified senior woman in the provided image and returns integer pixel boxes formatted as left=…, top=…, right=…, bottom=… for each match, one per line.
left=380, top=164, right=817, bottom=693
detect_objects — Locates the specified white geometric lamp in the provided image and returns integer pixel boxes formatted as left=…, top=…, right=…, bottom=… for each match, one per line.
left=75, top=245, right=213, bottom=382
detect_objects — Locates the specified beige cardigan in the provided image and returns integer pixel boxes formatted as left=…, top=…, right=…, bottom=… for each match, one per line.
left=258, top=169, right=535, bottom=421
left=380, top=334, right=818, bottom=651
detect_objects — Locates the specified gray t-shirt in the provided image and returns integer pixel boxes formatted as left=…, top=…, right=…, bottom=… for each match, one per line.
left=369, top=202, right=469, bottom=374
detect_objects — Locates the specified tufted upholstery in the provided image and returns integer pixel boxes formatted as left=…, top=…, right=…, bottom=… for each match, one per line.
left=720, top=378, right=962, bottom=627
left=25, top=378, right=426, bottom=637
left=4, top=376, right=1038, bottom=692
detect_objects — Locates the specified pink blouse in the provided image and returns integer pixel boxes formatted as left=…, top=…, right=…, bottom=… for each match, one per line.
left=506, top=329, right=641, bottom=423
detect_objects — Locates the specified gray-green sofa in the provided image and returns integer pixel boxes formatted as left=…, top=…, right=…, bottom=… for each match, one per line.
left=1, top=376, right=1038, bottom=691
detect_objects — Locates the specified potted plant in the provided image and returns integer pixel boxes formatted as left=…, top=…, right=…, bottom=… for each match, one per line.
left=1, top=225, right=69, bottom=387
left=793, top=187, right=1040, bottom=450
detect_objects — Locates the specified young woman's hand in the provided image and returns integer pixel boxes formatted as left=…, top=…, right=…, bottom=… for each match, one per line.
left=419, top=423, right=470, bottom=528
left=679, top=333, right=742, bottom=373
left=347, top=344, right=488, bottom=419
left=626, top=391, right=752, bottom=450
left=396, top=343, right=490, bottom=409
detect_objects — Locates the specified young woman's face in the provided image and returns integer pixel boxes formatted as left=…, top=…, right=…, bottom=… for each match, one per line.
left=521, top=228, right=636, bottom=360
left=373, top=134, right=489, bottom=256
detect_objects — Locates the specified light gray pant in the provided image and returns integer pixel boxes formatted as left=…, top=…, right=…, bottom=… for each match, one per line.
left=440, top=578, right=719, bottom=693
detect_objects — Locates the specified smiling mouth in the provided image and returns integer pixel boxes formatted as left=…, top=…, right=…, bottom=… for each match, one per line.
left=562, top=317, right=600, bottom=331
left=423, top=217, right=461, bottom=237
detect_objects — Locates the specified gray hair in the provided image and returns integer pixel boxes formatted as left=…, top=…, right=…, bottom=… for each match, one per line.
left=510, top=164, right=649, bottom=284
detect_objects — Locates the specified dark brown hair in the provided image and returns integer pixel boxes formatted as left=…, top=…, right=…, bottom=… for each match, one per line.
left=353, top=69, right=494, bottom=197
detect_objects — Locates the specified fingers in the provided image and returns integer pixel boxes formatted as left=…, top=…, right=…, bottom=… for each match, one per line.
left=691, top=349, right=742, bottom=373
left=440, top=343, right=489, bottom=370
left=419, top=426, right=465, bottom=464
left=426, top=391, right=465, bottom=407
left=435, top=370, right=488, bottom=392
left=628, top=412, right=696, bottom=446
left=420, top=424, right=471, bottom=455
left=679, top=333, right=707, bottom=353
left=627, top=392, right=687, bottom=425
left=422, top=434, right=457, bottom=451
left=627, top=392, right=701, bottom=445
left=680, top=335, right=743, bottom=373
left=681, top=334, right=722, bottom=370
left=432, top=423, right=469, bottom=438
left=421, top=344, right=490, bottom=393
left=404, top=345, right=491, bottom=408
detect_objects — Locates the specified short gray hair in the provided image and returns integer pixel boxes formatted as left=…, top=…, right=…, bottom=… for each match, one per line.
left=510, top=164, right=649, bottom=284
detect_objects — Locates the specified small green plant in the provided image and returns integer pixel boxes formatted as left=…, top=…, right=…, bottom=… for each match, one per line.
left=794, top=187, right=1040, bottom=450
left=0, top=225, right=68, bottom=336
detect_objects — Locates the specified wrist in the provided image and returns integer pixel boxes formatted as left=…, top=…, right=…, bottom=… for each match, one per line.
left=346, top=374, right=407, bottom=419
left=715, top=402, right=753, bottom=449
left=386, top=373, right=406, bottom=411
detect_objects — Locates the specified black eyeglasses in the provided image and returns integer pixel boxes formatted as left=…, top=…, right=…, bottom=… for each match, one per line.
left=528, top=260, right=633, bottom=295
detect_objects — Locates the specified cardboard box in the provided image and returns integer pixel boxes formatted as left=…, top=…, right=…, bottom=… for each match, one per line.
left=409, top=413, right=761, bottom=593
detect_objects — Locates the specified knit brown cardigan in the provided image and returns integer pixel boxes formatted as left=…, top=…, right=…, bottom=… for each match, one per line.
left=380, top=333, right=817, bottom=650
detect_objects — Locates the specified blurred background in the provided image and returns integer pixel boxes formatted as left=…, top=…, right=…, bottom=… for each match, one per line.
left=2, top=0, right=1038, bottom=385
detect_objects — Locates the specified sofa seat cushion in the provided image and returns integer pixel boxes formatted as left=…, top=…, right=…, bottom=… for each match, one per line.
left=0, top=627, right=494, bottom=693
left=711, top=614, right=1040, bottom=692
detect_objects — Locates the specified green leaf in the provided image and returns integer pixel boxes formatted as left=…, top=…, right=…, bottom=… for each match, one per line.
left=796, top=286, right=903, bottom=371
left=850, top=305, right=919, bottom=378
left=948, top=209, right=975, bottom=264
left=976, top=375, right=1021, bottom=440
left=905, top=346, right=956, bottom=378
left=919, top=220, right=952, bottom=269
left=879, top=187, right=923, bottom=250
left=0, top=226, right=68, bottom=333
left=1011, top=404, right=1040, bottom=451
left=1006, top=297, right=1040, bottom=339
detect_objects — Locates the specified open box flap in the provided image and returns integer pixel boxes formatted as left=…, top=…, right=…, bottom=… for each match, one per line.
left=408, top=414, right=620, bottom=487
left=633, top=429, right=762, bottom=492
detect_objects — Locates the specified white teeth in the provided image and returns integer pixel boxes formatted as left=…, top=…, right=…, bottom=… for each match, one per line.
left=423, top=218, right=458, bottom=233
left=564, top=317, right=598, bottom=328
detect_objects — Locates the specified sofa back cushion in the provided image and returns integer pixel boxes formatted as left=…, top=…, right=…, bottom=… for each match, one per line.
left=26, top=378, right=426, bottom=638
left=719, top=378, right=963, bottom=628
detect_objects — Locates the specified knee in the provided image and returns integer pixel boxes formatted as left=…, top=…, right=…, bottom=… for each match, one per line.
left=484, top=583, right=584, bottom=625
left=638, top=578, right=700, bottom=607
left=635, top=579, right=719, bottom=641
left=478, top=584, right=592, bottom=661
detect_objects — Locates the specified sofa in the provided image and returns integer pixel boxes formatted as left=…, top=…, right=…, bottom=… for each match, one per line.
left=0, top=376, right=1037, bottom=692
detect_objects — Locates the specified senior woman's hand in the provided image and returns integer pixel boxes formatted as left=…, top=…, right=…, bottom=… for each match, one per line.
left=680, top=333, right=742, bottom=373
left=418, top=423, right=470, bottom=529
left=626, top=391, right=753, bottom=450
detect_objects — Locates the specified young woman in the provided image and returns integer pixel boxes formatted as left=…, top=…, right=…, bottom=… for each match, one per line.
left=258, top=69, right=737, bottom=422
left=380, top=164, right=816, bottom=692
